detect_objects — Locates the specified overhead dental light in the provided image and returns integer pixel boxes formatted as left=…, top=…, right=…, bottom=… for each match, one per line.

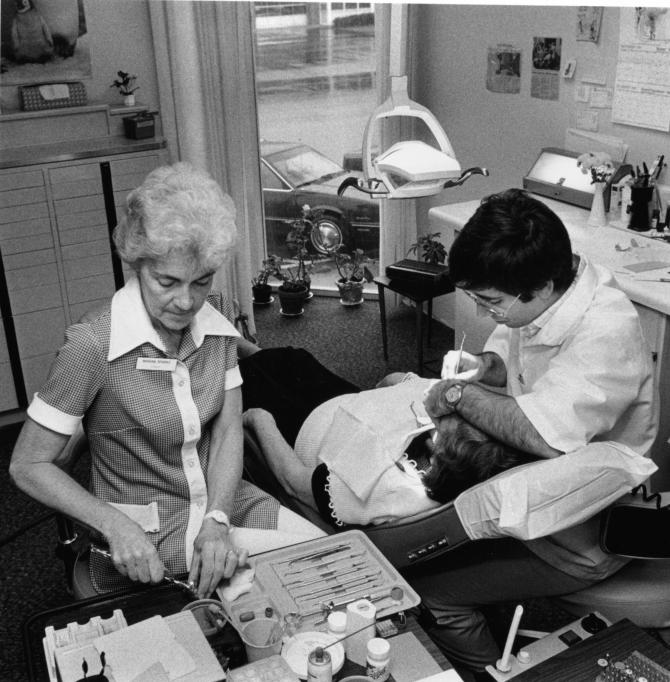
left=338, top=75, right=488, bottom=200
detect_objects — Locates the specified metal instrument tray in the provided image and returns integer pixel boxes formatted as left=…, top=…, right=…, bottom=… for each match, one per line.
left=218, top=530, right=420, bottom=632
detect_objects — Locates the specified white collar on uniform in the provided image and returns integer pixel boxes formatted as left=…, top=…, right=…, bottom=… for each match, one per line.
left=519, top=253, right=595, bottom=346
left=108, top=275, right=239, bottom=361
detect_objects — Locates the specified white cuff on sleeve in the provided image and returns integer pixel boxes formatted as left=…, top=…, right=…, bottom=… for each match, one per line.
left=26, top=395, right=82, bottom=435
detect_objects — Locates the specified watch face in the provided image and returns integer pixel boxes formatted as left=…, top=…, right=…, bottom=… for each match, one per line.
left=445, top=385, right=462, bottom=405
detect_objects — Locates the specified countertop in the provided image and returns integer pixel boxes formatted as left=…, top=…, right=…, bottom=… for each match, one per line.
left=0, top=135, right=167, bottom=170
left=429, top=197, right=670, bottom=317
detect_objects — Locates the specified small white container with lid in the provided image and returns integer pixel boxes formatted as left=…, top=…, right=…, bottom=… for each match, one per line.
left=366, top=637, right=391, bottom=681
left=327, top=611, right=347, bottom=638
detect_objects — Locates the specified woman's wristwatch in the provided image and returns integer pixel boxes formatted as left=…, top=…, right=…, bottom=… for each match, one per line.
left=203, top=510, right=231, bottom=529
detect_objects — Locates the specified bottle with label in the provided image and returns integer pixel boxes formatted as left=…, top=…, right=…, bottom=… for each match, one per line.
left=366, top=637, right=391, bottom=681
left=307, top=646, right=332, bottom=682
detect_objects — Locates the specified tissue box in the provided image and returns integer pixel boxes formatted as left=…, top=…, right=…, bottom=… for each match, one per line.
left=19, top=82, right=87, bottom=111
left=123, top=113, right=155, bottom=139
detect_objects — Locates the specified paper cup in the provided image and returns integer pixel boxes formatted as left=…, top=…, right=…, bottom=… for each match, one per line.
left=240, top=617, right=283, bottom=662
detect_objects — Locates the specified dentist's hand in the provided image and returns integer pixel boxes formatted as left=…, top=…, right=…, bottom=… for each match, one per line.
left=441, top=350, right=485, bottom=382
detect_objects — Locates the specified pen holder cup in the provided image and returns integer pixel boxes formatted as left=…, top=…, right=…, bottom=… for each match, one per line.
left=628, top=186, right=655, bottom=232
left=240, top=618, right=284, bottom=662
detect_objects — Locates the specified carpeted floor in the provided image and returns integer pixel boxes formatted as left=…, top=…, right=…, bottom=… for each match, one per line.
left=0, top=295, right=455, bottom=680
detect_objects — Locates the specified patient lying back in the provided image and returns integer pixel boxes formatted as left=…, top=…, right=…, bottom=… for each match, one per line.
left=243, top=377, right=539, bottom=527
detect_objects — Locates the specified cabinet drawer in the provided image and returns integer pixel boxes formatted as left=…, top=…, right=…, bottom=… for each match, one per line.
left=0, top=217, right=52, bottom=241
left=0, top=232, right=54, bottom=256
left=49, top=163, right=101, bottom=184
left=110, top=154, right=164, bottom=179
left=50, top=178, right=103, bottom=200
left=0, top=362, right=19, bottom=411
left=54, top=194, right=106, bottom=215
left=10, top=283, right=63, bottom=314
left=0, top=169, right=44, bottom=192
left=3, top=247, right=56, bottom=271
left=63, top=253, right=113, bottom=281
left=4, top=262, right=59, bottom=291
left=67, top=273, right=115, bottom=306
left=0, top=185, right=47, bottom=208
left=58, top=223, right=109, bottom=246
left=0, top=202, right=49, bottom=224
left=21, top=352, right=57, bottom=399
left=56, top=208, right=107, bottom=233
left=14, top=308, right=66, bottom=358
left=69, top=298, right=110, bottom=323
left=61, top=238, right=110, bottom=261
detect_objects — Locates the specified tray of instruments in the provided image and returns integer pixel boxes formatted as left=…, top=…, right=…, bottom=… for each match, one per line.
left=219, top=530, right=420, bottom=632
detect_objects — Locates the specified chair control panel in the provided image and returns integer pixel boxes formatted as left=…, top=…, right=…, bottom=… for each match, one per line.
left=486, top=611, right=612, bottom=681
left=406, top=535, right=451, bottom=563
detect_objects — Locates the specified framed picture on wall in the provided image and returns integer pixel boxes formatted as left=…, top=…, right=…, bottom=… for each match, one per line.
left=0, top=0, right=91, bottom=87
left=577, top=6, right=604, bottom=43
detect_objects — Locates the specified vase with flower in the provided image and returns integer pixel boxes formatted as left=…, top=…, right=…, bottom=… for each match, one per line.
left=577, top=151, right=615, bottom=227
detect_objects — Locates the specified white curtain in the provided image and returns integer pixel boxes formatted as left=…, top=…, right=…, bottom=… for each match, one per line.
left=149, top=1, right=262, bottom=333
left=375, top=3, right=419, bottom=307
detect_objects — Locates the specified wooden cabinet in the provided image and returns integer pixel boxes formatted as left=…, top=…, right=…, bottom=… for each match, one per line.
left=0, top=145, right=167, bottom=413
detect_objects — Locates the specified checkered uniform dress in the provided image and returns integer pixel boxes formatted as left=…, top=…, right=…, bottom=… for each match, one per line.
left=28, top=280, right=279, bottom=593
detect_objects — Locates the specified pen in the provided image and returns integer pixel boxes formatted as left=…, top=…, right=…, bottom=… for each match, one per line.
left=634, top=278, right=670, bottom=283
left=456, top=331, right=466, bottom=376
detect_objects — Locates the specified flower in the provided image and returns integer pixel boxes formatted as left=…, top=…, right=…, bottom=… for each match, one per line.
left=577, top=151, right=614, bottom=184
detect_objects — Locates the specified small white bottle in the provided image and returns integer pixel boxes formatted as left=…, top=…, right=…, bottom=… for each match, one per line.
left=327, top=611, right=347, bottom=638
left=366, top=637, right=391, bottom=681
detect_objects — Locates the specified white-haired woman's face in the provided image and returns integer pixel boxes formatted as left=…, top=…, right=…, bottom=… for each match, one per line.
left=138, top=253, right=215, bottom=335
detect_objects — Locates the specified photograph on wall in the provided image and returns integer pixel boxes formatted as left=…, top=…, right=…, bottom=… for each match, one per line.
left=486, top=45, right=521, bottom=94
left=0, top=0, right=91, bottom=87
left=531, top=37, right=561, bottom=101
left=577, top=7, right=604, bottom=43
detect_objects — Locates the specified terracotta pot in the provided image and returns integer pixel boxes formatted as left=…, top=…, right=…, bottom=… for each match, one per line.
left=336, top=279, right=364, bottom=306
left=277, top=285, right=307, bottom=316
left=252, top=284, right=272, bottom=304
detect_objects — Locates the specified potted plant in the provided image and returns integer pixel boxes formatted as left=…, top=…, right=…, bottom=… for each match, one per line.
left=110, top=70, right=139, bottom=106
left=251, top=258, right=275, bottom=305
left=407, top=232, right=447, bottom=266
left=286, top=204, right=315, bottom=299
left=270, top=256, right=309, bottom=317
left=334, top=248, right=371, bottom=306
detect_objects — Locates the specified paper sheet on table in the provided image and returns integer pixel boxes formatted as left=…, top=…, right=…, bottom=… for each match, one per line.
left=417, top=673, right=466, bottom=682
left=93, top=615, right=195, bottom=681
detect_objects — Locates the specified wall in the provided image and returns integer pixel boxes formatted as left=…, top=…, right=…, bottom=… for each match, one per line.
left=0, top=0, right=159, bottom=115
left=411, top=4, right=670, bottom=325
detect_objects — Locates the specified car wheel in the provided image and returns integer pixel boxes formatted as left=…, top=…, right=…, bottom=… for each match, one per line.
left=310, top=215, right=345, bottom=255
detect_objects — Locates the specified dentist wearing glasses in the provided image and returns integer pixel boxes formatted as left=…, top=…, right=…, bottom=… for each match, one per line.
left=414, top=188, right=657, bottom=681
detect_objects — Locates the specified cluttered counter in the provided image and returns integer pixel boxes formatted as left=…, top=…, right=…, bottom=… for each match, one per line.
left=429, top=196, right=670, bottom=490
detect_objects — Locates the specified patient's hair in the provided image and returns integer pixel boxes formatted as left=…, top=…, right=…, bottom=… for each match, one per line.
left=422, top=415, right=539, bottom=503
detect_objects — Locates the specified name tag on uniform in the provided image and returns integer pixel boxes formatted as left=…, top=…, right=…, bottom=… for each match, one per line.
left=136, top=357, right=177, bottom=371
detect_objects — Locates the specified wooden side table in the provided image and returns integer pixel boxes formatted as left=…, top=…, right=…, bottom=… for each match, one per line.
left=374, top=275, right=454, bottom=373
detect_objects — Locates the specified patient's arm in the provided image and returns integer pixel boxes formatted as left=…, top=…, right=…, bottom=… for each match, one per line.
left=242, top=409, right=317, bottom=507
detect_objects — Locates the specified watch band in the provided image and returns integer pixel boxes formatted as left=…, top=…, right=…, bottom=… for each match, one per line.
left=203, top=510, right=231, bottom=528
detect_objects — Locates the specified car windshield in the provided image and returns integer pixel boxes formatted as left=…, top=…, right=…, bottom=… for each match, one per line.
left=267, top=146, right=343, bottom=187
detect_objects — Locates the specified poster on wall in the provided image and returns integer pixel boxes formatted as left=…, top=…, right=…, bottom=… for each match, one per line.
left=531, top=37, right=561, bottom=101
left=0, top=0, right=91, bottom=87
left=611, top=7, right=670, bottom=131
left=576, top=7, right=603, bottom=43
left=486, top=45, right=521, bottom=94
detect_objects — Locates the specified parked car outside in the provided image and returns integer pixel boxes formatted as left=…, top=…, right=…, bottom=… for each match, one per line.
left=260, top=141, right=379, bottom=258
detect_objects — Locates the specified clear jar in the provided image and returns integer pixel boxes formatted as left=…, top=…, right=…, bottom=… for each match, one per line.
left=366, top=637, right=390, bottom=681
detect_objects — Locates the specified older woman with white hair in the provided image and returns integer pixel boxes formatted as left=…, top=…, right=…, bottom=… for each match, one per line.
left=10, top=162, right=323, bottom=598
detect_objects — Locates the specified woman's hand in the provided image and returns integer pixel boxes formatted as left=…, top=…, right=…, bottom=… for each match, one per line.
left=189, top=520, right=249, bottom=598
left=106, top=517, right=165, bottom=585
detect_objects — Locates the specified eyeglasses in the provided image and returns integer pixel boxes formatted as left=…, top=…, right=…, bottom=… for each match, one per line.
left=461, top=290, right=521, bottom=320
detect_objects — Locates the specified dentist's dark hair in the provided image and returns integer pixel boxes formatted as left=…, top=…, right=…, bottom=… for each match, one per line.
left=448, top=188, right=575, bottom=301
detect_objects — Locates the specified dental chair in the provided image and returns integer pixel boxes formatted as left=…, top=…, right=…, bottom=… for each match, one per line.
left=244, top=433, right=670, bottom=638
